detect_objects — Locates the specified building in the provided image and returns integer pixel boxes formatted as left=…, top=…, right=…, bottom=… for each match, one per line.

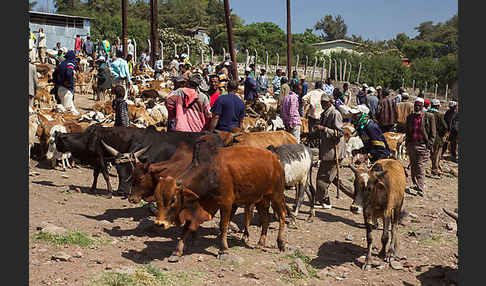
left=311, top=39, right=362, bottom=56
left=28, top=11, right=92, bottom=51
left=184, top=26, right=210, bottom=45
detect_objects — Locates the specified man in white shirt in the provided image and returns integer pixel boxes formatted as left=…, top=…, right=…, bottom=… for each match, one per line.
left=37, top=28, right=47, bottom=64
left=302, top=81, right=325, bottom=130
left=322, top=77, right=334, bottom=96
left=154, top=54, right=163, bottom=79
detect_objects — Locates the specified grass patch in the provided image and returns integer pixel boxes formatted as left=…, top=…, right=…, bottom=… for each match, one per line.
left=34, top=230, right=111, bottom=248
left=282, top=249, right=318, bottom=281
left=90, top=264, right=206, bottom=286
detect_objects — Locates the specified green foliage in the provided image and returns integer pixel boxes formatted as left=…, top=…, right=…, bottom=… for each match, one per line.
left=314, top=14, right=347, bottom=41
left=34, top=230, right=102, bottom=248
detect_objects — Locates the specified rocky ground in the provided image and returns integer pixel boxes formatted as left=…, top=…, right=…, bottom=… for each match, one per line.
left=28, top=92, right=458, bottom=286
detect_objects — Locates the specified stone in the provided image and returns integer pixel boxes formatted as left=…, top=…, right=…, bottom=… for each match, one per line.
left=390, top=260, right=404, bottom=270
left=217, top=273, right=224, bottom=278
left=39, top=223, right=67, bottom=236
left=73, top=252, right=83, bottom=258
left=316, top=269, right=329, bottom=279
left=275, top=262, right=291, bottom=274
left=229, top=221, right=240, bottom=233
left=345, top=234, right=353, bottom=241
left=113, top=266, right=135, bottom=275
left=242, top=272, right=259, bottom=279
left=293, top=258, right=309, bottom=276
left=219, top=254, right=244, bottom=265
left=446, top=223, right=457, bottom=232
left=51, top=252, right=71, bottom=262
left=105, top=265, right=113, bottom=270
left=62, top=175, right=69, bottom=179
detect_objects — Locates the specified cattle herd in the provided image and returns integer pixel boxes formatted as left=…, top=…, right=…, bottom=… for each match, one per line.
left=29, top=58, right=457, bottom=277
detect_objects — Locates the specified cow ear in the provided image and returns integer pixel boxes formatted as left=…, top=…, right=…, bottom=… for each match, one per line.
left=180, top=187, right=199, bottom=206
left=375, top=170, right=388, bottom=179
left=178, top=203, right=211, bottom=231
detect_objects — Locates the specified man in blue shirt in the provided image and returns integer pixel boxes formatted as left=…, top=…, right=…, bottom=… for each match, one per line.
left=256, top=68, right=269, bottom=94
left=323, top=77, right=334, bottom=96
left=111, top=50, right=132, bottom=99
left=209, top=80, right=246, bottom=132
left=299, top=75, right=308, bottom=116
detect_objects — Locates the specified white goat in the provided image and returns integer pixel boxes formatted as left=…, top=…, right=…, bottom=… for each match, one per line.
left=45, top=125, right=72, bottom=171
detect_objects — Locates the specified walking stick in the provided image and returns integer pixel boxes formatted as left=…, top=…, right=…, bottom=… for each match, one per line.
left=334, top=129, right=340, bottom=199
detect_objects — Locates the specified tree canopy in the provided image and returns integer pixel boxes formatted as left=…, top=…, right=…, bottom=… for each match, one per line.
left=314, top=15, right=347, bottom=41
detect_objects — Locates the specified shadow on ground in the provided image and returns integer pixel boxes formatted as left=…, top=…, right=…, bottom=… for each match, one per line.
left=310, top=241, right=367, bottom=270
left=414, top=265, right=458, bottom=286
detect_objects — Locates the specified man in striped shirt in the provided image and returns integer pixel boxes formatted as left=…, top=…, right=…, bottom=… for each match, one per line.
left=281, top=83, right=302, bottom=143
left=111, top=50, right=132, bottom=99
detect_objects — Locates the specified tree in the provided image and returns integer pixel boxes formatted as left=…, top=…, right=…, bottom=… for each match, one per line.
left=314, top=14, right=347, bottom=41
left=29, top=1, right=38, bottom=10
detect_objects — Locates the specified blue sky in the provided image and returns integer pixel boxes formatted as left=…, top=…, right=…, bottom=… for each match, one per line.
left=230, top=0, right=457, bottom=41
left=33, top=0, right=457, bottom=41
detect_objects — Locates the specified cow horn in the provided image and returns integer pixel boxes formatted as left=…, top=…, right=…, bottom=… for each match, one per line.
left=232, top=132, right=243, bottom=138
left=101, top=140, right=120, bottom=156
left=176, top=180, right=182, bottom=188
left=133, top=145, right=151, bottom=160
left=442, top=208, right=458, bottom=221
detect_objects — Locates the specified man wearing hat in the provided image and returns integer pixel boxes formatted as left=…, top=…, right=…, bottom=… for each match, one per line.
left=405, top=97, right=436, bottom=196
left=299, top=75, right=308, bottom=116
left=169, top=55, right=180, bottom=78
left=356, top=83, right=368, bottom=106
left=350, top=105, right=391, bottom=163
left=278, top=75, right=290, bottom=115
left=313, top=92, right=349, bottom=209
left=154, top=54, right=164, bottom=80
left=443, top=101, right=458, bottom=160
left=165, top=74, right=212, bottom=132
left=428, top=99, right=448, bottom=176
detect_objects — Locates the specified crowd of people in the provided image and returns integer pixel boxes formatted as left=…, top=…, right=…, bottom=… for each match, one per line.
left=29, top=31, right=459, bottom=207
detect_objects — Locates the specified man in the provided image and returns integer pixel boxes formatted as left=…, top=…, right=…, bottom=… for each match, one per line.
left=209, top=80, right=246, bottom=133
left=169, top=55, right=180, bottom=78
left=299, top=75, right=308, bottom=116
left=207, top=62, right=215, bottom=75
left=94, top=56, right=112, bottom=101
left=375, top=89, right=398, bottom=132
left=154, top=54, right=163, bottom=79
left=302, top=81, right=325, bottom=130
left=180, top=63, right=192, bottom=81
left=165, top=74, right=212, bottom=132
left=350, top=105, right=391, bottom=163
left=52, top=50, right=79, bottom=115
left=423, top=99, right=431, bottom=112
left=443, top=101, right=458, bottom=160
left=364, top=88, right=379, bottom=120
left=244, top=67, right=258, bottom=105
left=278, top=76, right=290, bottom=114
left=272, top=69, right=282, bottom=100
left=281, top=83, right=302, bottom=143
left=54, top=49, right=65, bottom=66
left=101, top=39, right=111, bottom=58
left=356, top=83, right=368, bottom=105
left=29, top=58, right=38, bottom=109
left=313, top=92, right=348, bottom=209
left=290, top=70, right=299, bottom=90
left=82, top=36, right=95, bottom=58
left=323, top=77, right=335, bottom=97
left=110, top=50, right=132, bottom=99
left=54, top=42, right=62, bottom=51
left=29, top=30, right=37, bottom=63
left=249, top=63, right=256, bottom=79
left=74, top=35, right=82, bottom=56
left=428, top=99, right=448, bottom=177
left=342, top=82, right=351, bottom=106
left=127, top=39, right=135, bottom=58
left=393, top=88, right=404, bottom=105
left=405, top=97, right=436, bottom=197
left=256, top=68, right=269, bottom=94
left=208, top=74, right=221, bottom=108
left=37, top=28, right=47, bottom=64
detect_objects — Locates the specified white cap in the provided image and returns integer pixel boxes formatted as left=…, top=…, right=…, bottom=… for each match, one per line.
left=415, top=97, right=425, bottom=104
left=431, top=99, right=441, bottom=106
left=224, top=61, right=230, bottom=66
left=362, top=83, right=368, bottom=88
left=97, top=56, right=105, bottom=62
left=245, top=67, right=251, bottom=72
left=449, top=101, right=457, bottom=107
left=181, top=53, right=188, bottom=58
left=350, top=104, right=370, bottom=115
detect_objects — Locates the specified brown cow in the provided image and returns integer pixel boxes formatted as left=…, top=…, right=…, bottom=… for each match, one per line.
left=152, top=135, right=288, bottom=261
left=216, top=130, right=298, bottom=149
left=383, top=132, right=406, bottom=160
left=348, top=159, right=406, bottom=270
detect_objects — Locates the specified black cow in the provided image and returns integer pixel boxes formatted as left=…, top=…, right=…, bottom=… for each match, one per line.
left=55, top=124, right=219, bottom=198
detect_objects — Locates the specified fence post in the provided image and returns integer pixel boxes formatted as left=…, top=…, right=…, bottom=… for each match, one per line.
left=402, top=78, right=404, bottom=88
left=133, top=39, right=137, bottom=64
left=276, top=53, right=280, bottom=71
left=174, top=43, right=177, bottom=57
left=328, top=57, right=331, bottom=80
left=434, top=83, right=438, bottom=99
left=312, top=56, right=317, bottom=81
left=445, top=84, right=448, bottom=101
left=159, top=41, right=163, bottom=69
left=321, top=58, right=325, bottom=81
left=254, top=48, right=257, bottom=66
left=265, top=50, right=269, bottom=72
left=304, top=55, right=308, bottom=76
left=425, top=81, right=428, bottom=94
left=295, top=54, right=299, bottom=74
left=147, top=39, right=151, bottom=57
left=412, top=79, right=415, bottom=91
left=357, top=62, right=362, bottom=84
left=200, top=47, right=204, bottom=65
left=343, top=59, right=347, bottom=82
left=347, top=62, right=352, bottom=82
left=339, top=58, right=342, bottom=82
left=186, top=43, right=190, bottom=58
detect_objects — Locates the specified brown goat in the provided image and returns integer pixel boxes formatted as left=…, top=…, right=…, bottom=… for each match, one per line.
left=348, top=159, right=406, bottom=270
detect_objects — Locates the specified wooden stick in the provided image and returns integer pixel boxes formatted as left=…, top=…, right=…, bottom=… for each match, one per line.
left=334, top=129, right=340, bottom=199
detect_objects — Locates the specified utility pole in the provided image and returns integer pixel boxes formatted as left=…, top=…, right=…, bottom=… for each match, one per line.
left=122, top=0, right=128, bottom=58
left=223, top=0, right=238, bottom=81
left=150, top=0, right=158, bottom=67
left=286, top=0, right=292, bottom=78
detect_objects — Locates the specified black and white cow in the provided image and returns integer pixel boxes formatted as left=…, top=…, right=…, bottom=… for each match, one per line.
left=267, top=144, right=316, bottom=220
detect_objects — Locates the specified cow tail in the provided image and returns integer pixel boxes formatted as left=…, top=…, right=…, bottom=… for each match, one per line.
left=308, top=152, right=316, bottom=207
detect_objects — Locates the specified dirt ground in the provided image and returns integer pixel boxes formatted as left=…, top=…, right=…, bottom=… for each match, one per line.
left=29, top=92, right=458, bottom=286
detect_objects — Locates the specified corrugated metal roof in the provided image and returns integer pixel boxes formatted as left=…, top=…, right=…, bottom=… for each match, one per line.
left=28, top=10, right=94, bottom=20
left=311, top=39, right=362, bottom=47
